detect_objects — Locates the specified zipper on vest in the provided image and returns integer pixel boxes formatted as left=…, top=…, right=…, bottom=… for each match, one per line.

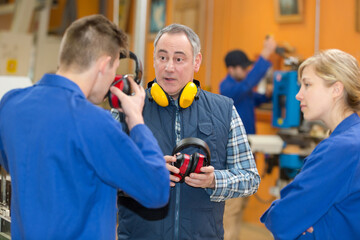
left=174, top=102, right=181, bottom=240
left=174, top=184, right=180, bottom=240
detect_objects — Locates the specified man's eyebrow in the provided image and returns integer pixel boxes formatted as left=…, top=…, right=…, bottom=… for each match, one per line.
left=156, top=49, right=186, bottom=56
left=174, top=51, right=186, bottom=56
left=157, top=49, right=168, bottom=54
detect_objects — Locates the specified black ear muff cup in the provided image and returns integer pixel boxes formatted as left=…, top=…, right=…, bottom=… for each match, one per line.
left=171, top=138, right=211, bottom=183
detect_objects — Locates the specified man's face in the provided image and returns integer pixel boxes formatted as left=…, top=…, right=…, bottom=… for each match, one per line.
left=153, top=32, right=201, bottom=100
left=229, top=65, right=249, bottom=81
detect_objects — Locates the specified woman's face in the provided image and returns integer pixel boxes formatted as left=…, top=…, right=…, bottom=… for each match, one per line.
left=296, top=65, right=334, bottom=122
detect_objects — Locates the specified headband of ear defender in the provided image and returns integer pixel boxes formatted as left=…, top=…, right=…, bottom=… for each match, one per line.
left=171, top=137, right=211, bottom=161
left=147, top=80, right=201, bottom=108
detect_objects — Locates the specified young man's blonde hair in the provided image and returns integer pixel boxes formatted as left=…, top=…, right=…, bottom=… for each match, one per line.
left=58, top=14, right=128, bottom=72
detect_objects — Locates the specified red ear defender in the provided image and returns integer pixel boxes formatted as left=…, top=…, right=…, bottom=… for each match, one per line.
left=191, top=153, right=206, bottom=174
left=171, top=138, right=211, bottom=183
left=173, top=154, right=192, bottom=183
left=108, top=75, right=130, bottom=108
left=107, top=51, right=143, bottom=108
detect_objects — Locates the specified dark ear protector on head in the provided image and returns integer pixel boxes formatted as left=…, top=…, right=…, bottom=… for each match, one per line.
left=171, top=137, right=211, bottom=183
left=147, top=80, right=201, bottom=108
left=107, top=51, right=143, bottom=108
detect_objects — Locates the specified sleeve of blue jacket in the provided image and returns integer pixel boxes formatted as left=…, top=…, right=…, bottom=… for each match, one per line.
left=0, top=91, right=13, bottom=172
left=254, top=92, right=271, bottom=107
left=76, top=108, right=170, bottom=209
left=0, top=136, right=6, bottom=171
left=260, top=137, right=356, bottom=240
left=220, top=56, right=271, bottom=103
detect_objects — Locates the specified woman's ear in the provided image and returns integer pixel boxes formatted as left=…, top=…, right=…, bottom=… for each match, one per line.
left=332, top=81, right=344, bottom=98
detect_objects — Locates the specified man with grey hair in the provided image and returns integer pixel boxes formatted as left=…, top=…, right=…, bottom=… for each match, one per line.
left=117, top=23, right=260, bottom=240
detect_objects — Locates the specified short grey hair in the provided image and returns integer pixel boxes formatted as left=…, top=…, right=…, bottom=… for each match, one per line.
left=153, top=23, right=201, bottom=62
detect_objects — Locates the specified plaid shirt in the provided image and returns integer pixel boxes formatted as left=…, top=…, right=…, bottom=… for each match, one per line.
left=113, top=100, right=260, bottom=202
left=172, top=99, right=259, bottom=202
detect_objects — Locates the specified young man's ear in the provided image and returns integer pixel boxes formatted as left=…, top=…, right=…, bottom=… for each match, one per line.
left=98, top=56, right=112, bottom=74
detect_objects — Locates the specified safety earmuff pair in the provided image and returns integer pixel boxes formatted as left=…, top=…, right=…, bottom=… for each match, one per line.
left=107, top=51, right=143, bottom=108
left=171, top=137, right=211, bottom=183
left=147, top=80, right=201, bottom=109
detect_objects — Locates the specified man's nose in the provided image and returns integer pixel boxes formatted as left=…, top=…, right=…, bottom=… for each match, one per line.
left=165, top=59, right=175, bottom=71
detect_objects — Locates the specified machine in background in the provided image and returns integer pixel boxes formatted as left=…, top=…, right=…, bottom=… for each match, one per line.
left=248, top=53, right=328, bottom=199
left=0, top=167, right=11, bottom=240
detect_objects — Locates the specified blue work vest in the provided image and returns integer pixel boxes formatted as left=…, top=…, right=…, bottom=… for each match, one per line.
left=118, top=87, right=233, bottom=240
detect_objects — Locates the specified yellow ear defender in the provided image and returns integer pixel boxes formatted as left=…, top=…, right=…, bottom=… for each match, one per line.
left=179, top=82, right=198, bottom=108
left=150, top=83, right=170, bottom=107
left=148, top=80, right=200, bottom=108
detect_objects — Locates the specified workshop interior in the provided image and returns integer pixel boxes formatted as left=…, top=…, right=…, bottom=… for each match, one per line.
left=1, top=0, right=360, bottom=239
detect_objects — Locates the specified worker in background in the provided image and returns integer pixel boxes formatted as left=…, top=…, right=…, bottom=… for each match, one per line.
left=116, top=23, right=260, bottom=240
left=261, top=49, right=360, bottom=239
left=219, top=36, right=277, bottom=240
left=220, top=36, right=277, bottom=135
left=0, top=14, right=169, bottom=239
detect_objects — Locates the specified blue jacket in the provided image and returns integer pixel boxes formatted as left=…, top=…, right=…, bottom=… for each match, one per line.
left=220, top=56, right=271, bottom=134
left=261, top=113, right=360, bottom=240
left=0, top=74, right=169, bottom=240
left=118, top=86, right=233, bottom=240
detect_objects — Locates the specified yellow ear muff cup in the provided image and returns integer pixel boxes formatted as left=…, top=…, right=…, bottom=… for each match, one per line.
left=150, top=83, right=169, bottom=107
left=179, top=82, right=198, bottom=109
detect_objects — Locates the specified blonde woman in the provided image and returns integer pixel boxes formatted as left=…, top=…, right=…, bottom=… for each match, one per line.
left=261, top=49, right=360, bottom=239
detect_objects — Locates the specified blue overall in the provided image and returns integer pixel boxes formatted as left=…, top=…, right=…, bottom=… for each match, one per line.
left=220, top=56, right=271, bottom=134
left=261, top=113, right=360, bottom=240
left=0, top=74, right=169, bottom=240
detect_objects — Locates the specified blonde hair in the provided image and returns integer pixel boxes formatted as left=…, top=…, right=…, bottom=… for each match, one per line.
left=298, top=49, right=360, bottom=112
